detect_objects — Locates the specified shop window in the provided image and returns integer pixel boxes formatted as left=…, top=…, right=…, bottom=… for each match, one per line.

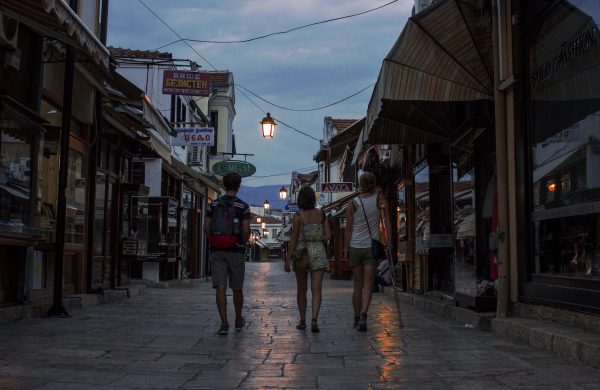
left=397, top=182, right=407, bottom=241
left=65, top=149, right=86, bottom=244
left=529, top=0, right=600, bottom=280
left=94, top=173, right=105, bottom=255
left=414, top=161, right=430, bottom=251
left=0, top=114, right=33, bottom=232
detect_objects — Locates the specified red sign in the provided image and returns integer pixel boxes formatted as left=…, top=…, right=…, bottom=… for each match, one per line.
left=320, top=182, right=354, bottom=193
left=162, top=70, right=211, bottom=96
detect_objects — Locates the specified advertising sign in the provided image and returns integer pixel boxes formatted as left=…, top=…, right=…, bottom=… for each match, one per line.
left=320, top=182, right=354, bottom=193
left=162, top=70, right=211, bottom=96
left=284, top=202, right=299, bottom=212
left=171, top=127, right=214, bottom=146
left=212, top=160, right=256, bottom=178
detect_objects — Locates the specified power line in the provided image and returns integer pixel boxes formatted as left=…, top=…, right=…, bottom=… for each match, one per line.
left=236, top=82, right=374, bottom=112
left=138, top=0, right=218, bottom=71
left=236, top=88, right=320, bottom=141
left=137, top=0, right=324, bottom=142
left=153, top=0, right=399, bottom=49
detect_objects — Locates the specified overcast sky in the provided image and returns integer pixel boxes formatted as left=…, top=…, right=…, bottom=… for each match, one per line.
left=107, top=1, right=413, bottom=187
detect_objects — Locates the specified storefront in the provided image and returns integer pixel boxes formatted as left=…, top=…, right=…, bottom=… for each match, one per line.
left=522, top=0, right=600, bottom=312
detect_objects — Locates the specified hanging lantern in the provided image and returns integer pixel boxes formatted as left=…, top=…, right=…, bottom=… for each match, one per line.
left=260, top=112, right=276, bottom=138
left=279, top=186, right=288, bottom=200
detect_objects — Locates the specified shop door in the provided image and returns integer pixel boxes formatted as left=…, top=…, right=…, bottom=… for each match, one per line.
left=0, top=249, right=18, bottom=306
left=92, top=174, right=118, bottom=290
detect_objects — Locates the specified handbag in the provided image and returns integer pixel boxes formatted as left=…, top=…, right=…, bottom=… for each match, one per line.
left=358, top=195, right=387, bottom=260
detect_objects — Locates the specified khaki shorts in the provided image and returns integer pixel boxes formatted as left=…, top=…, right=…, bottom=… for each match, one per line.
left=348, top=247, right=379, bottom=268
left=210, top=250, right=245, bottom=290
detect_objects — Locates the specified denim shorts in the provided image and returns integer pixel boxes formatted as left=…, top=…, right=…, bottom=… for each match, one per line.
left=210, top=250, right=245, bottom=290
left=348, top=247, right=378, bottom=268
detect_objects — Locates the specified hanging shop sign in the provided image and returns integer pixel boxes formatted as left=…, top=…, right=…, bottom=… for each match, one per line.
left=162, top=70, right=211, bottom=96
left=171, top=127, right=214, bottom=146
left=212, top=160, right=256, bottom=178
left=320, top=182, right=354, bottom=193
left=284, top=202, right=299, bottom=212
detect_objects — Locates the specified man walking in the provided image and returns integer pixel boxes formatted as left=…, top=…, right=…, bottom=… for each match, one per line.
left=205, top=172, right=251, bottom=335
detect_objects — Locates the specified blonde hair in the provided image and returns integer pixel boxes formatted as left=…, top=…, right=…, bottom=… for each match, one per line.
left=358, top=170, right=376, bottom=192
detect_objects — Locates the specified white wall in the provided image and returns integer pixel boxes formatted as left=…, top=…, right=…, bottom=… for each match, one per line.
left=144, top=158, right=163, bottom=197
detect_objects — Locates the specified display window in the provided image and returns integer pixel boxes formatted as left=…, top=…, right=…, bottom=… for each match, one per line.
left=528, top=0, right=600, bottom=280
left=0, top=113, right=34, bottom=233
left=414, top=161, right=430, bottom=251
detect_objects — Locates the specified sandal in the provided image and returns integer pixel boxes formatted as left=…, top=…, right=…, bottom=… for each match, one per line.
left=311, top=318, right=320, bottom=333
left=296, top=320, right=306, bottom=330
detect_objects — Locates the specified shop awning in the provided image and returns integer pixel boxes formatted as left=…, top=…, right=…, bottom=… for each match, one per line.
left=1, top=0, right=110, bottom=70
left=365, top=0, right=494, bottom=145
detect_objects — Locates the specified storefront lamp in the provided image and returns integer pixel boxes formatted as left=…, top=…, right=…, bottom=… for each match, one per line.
left=547, top=180, right=557, bottom=192
left=256, top=217, right=262, bottom=223
left=263, top=199, right=270, bottom=213
left=279, top=186, right=288, bottom=200
left=261, top=222, right=266, bottom=230
left=263, top=229, right=269, bottom=238
left=260, top=112, right=276, bottom=139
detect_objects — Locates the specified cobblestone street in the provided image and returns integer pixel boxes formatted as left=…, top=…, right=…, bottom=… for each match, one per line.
left=1, top=261, right=600, bottom=389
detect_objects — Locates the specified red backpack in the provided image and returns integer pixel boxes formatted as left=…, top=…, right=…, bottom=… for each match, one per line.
left=208, top=198, right=240, bottom=249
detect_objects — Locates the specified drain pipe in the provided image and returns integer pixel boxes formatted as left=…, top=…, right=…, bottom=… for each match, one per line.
left=492, top=0, right=513, bottom=318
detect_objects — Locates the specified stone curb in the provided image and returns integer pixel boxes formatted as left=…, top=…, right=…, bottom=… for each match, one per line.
left=0, top=284, right=147, bottom=323
left=132, top=278, right=211, bottom=289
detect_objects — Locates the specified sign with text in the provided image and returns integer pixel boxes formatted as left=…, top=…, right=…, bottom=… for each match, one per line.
left=162, top=70, right=211, bottom=96
left=212, top=160, right=256, bottom=178
left=284, top=202, right=298, bottom=212
left=320, top=182, right=354, bottom=193
left=171, top=127, right=214, bottom=146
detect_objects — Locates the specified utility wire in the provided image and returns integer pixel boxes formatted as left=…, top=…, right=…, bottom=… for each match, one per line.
left=138, top=0, right=323, bottom=141
left=236, top=82, right=374, bottom=112
left=153, top=0, right=398, bottom=49
left=236, top=88, right=320, bottom=141
left=138, top=0, right=218, bottom=71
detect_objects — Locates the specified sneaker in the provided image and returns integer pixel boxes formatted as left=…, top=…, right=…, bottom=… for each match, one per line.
left=353, top=316, right=360, bottom=329
left=216, top=324, right=229, bottom=335
left=357, top=313, right=367, bottom=332
left=234, top=317, right=246, bottom=332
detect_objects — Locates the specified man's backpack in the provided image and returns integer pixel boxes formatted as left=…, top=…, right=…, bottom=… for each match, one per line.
left=208, top=198, right=241, bottom=249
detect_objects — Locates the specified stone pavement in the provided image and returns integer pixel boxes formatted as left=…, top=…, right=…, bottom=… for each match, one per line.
left=1, top=262, right=600, bottom=389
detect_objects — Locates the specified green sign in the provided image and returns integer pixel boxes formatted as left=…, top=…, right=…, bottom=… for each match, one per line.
left=212, top=160, right=256, bottom=177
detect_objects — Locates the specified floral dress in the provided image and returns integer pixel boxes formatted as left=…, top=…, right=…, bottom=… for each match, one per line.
left=292, top=214, right=328, bottom=272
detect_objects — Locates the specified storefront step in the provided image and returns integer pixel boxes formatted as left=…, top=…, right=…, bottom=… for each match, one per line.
left=396, top=292, right=495, bottom=330
left=492, top=317, right=600, bottom=369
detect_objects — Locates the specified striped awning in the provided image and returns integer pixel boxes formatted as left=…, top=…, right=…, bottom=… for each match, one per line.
left=365, top=0, right=494, bottom=145
left=0, top=0, right=110, bottom=70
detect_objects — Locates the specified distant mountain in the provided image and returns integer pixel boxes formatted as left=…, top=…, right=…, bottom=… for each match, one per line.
left=237, top=184, right=288, bottom=210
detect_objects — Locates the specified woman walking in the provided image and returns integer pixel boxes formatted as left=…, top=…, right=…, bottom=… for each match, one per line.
left=343, top=171, right=390, bottom=331
left=284, top=186, right=332, bottom=332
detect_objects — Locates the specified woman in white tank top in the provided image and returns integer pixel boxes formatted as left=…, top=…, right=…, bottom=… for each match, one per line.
left=342, top=171, right=390, bottom=331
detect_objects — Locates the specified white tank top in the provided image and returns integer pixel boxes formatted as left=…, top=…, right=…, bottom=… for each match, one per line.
left=350, top=193, right=380, bottom=248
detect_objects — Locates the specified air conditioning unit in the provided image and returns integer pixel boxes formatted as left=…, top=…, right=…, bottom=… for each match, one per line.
left=0, top=13, right=19, bottom=49
left=188, top=146, right=204, bottom=166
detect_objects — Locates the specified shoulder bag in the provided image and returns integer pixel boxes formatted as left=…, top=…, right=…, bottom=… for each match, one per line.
left=358, top=195, right=386, bottom=260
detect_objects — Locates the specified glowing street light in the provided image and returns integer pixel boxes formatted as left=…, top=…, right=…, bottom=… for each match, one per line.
left=279, top=186, right=288, bottom=200
left=260, top=112, right=276, bottom=138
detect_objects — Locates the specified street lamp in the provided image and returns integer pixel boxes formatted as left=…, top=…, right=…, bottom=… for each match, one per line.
left=256, top=217, right=261, bottom=223
left=263, top=229, right=269, bottom=238
left=279, top=186, right=288, bottom=200
left=261, top=222, right=266, bottom=230
left=263, top=199, right=270, bottom=214
left=260, top=112, right=276, bottom=139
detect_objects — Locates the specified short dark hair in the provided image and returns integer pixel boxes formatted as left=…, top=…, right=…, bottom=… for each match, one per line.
left=223, top=172, right=242, bottom=192
left=297, top=186, right=316, bottom=210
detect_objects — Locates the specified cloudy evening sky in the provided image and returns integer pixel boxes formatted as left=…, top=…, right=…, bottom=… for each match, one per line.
left=107, top=1, right=413, bottom=186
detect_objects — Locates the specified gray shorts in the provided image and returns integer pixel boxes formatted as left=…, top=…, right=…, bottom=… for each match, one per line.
left=210, top=250, right=245, bottom=290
